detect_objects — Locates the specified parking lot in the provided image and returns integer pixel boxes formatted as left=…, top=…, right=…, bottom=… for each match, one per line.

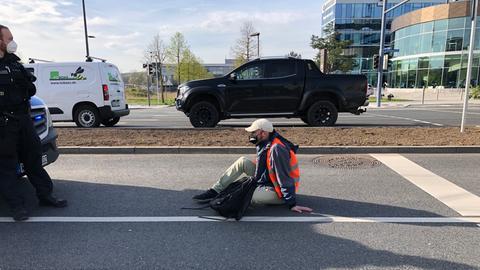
left=1, top=153, right=479, bottom=269
left=53, top=103, right=480, bottom=129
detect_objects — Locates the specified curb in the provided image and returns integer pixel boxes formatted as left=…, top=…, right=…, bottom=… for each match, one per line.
left=128, top=105, right=175, bottom=110
left=58, top=146, right=480, bottom=155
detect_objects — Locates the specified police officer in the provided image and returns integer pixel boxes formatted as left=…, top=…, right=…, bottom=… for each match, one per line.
left=0, top=25, right=67, bottom=221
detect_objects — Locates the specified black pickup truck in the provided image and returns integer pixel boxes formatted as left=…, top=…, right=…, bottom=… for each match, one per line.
left=175, top=57, right=368, bottom=127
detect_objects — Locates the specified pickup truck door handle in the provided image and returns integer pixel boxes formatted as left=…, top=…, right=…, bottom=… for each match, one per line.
left=217, top=84, right=226, bottom=88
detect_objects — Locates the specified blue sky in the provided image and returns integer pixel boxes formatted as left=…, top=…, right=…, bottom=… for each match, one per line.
left=1, top=0, right=324, bottom=72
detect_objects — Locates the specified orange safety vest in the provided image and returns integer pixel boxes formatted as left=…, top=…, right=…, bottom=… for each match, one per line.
left=266, top=137, right=300, bottom=198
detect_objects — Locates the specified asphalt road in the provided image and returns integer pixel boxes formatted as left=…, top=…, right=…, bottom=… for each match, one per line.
left=1, top=153, right=479, bottom=269
left=54, top=103, right=480, bottom=129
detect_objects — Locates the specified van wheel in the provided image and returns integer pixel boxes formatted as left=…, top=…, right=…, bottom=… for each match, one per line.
left=102, top=117, right=120, bottom=127
left=188, top=101, right=219, bottom=128
left=74, top=105, right=101, bottom=128
left=306, top=100, right=338, bottom=126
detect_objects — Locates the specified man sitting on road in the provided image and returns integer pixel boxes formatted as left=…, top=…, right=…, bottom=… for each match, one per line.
left=193, top=119, right=313, bottom=213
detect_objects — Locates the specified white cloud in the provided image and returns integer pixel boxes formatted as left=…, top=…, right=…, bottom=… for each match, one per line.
left=0, top=0, right=73, bottom=25
left=2, top=1, right=321, bottom=72
left=1, top=0, right=141, bottom=70
left=198, top=11, right=306, bottom=32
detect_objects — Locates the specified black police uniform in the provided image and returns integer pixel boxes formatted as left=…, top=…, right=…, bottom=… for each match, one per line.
left=0, top=53, right=54, bottom=210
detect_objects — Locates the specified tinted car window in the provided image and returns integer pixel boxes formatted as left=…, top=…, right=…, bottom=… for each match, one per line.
left=265, top=60, right=296, bottom=78
left=237, top=63, right=265, bottom=80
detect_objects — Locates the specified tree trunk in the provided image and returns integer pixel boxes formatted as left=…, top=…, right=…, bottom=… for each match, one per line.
left=159, top=68, right=165, bottom=103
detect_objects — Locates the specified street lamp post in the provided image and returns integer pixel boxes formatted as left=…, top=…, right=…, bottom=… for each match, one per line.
left=376, top=0, right=387, bottom=107
left=250, top=32, right=260, bottom=58
left=461, top=0, right=478, bottom=132
left=81, top=0, right=91, bottom=61
left=376, top=0, right=413, bottom=107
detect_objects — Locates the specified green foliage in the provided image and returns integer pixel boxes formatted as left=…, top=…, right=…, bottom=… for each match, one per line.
left=167, top=32, right=189, bottom=84
left=126, top=88, right=177, bottom=105
left=310, top=22, right=356, bottom=73
left=165, top=32, right=213, bottom=84
left=234, top=56, right=248, bottom=68
left=126, top=88, right=147, bottom=97
left=470, top=86, right=480, bottom=99
left=178, top=49, right=214, bottom=82
left=123, top=72, right=147, bottom=86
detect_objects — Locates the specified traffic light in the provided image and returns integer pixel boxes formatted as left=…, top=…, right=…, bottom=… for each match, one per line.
left=383, top=54, right=393, bottom=71
left=143, top=63, right=155, bottom=75
left=148, top=64, right=155, bottom=75
left=373, top=54, right=380, bottom=70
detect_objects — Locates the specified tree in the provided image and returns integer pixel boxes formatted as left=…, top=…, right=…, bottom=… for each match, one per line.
left=179, top=48, right=213, bottom=82
left=286, top=51, right=302, bottom=59
left=147, top=34, right=168, bottom=103
left=167, top=32, right=189, bottom=84
left=310, top=22, right=356, bottom=73
left=231, top=21, right=259, bottom=67
left=125, top=72, right=147, bottom=88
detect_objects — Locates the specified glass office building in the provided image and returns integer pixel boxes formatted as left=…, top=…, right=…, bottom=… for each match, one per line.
left=389, top=1, right=479, bottom=89
left=321, top=0, right=447, bottom=85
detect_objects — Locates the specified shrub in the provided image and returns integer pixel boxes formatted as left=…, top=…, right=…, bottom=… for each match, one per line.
left=470, top=86, right=480, bottom=99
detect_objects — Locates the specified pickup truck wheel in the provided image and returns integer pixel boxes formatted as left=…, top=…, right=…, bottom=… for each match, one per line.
left=306, top=100, right=338, bottom=126
left=74, top=105, right=101, bottom=128
left=102, top=117, right=120, bottom=127
left=300, top=116, right=309, bottom=124
left=188, top=101, right=220, bottom=128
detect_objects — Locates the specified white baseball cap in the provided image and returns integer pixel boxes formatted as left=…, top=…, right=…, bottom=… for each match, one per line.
left=245, top=119, right=274, bottom=133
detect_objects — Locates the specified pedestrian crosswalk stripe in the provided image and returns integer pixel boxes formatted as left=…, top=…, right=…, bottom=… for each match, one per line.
left=371, top=154, right=480, bottom=216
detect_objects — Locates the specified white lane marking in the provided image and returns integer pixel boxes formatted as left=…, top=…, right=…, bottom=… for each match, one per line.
left=371, top=154, right=480, bottom=216
left=367, top=112, right=444, bottom=126
left=0, top=216, right=479, bottom=223
left=123, top=119, right=162, bottom=122
left=409, top=108, right=480, bottom=116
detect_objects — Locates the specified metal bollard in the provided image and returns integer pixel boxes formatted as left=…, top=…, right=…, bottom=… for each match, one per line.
left=422, top=86, right=426, bottom=105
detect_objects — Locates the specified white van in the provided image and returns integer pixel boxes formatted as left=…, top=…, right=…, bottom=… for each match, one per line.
left=24, top=61, right=130, bottom=127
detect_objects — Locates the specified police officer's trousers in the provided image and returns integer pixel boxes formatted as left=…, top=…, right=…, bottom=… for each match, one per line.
left=0, top=113, right=53, bottom=208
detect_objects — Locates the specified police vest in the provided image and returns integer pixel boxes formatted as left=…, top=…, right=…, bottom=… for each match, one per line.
left=266, top=137, right=300, bottom=198
left=0, top=61, right=31, bottom=111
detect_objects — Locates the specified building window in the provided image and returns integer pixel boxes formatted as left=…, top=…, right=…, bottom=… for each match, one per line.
left=428, top=68, right=443, bottom=87
left=417, top=69, right=429, bottom=88
left=432, top=31, right=447, bottom=52
left=448, top=17, right=466, bottom=30
left=434, top=19, right=448, bottom=32
left=446, top=30, right=464, bottom=51
left=420, top=33, right=433, bottom=54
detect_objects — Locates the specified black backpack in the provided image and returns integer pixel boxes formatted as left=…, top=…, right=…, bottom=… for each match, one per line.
left=184, top=177, right=258, bottom=221
left=209, top=177, right=258, bottom=220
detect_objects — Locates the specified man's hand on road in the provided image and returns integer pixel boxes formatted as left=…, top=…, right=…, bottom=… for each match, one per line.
left=290, top=205, right=313, bottom=213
